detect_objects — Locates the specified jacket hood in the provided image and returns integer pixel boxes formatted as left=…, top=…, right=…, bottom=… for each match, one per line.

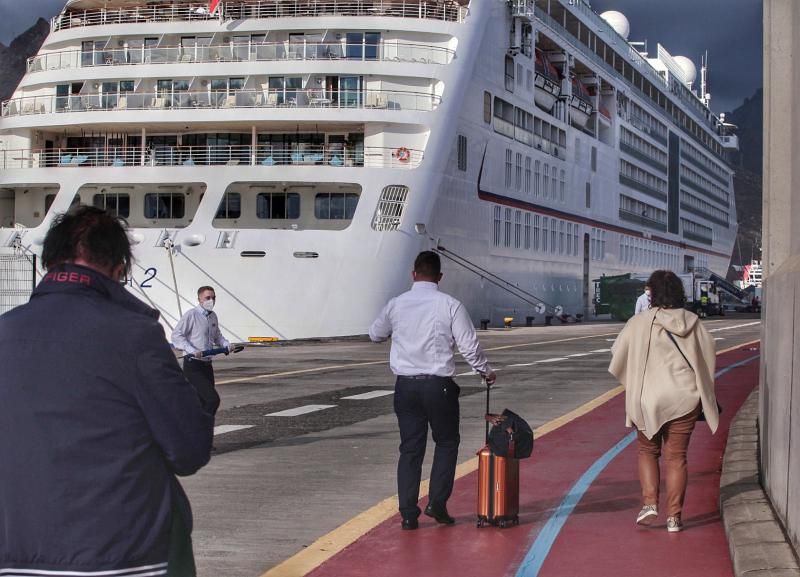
left=653, top=307, right=698, bottom=337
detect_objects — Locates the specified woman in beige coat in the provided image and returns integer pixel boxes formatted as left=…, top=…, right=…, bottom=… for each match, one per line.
left=609, top=270, right=720, bottom=532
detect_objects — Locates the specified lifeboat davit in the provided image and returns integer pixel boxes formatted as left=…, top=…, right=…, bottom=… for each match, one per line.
left=569, top=75, right=594, bottom=128
left=534, top=48, right=561, bottom=112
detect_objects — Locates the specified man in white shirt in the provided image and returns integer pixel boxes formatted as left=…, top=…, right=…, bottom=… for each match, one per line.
left=635, top=284, right=651, bottom=315
left=172, top=286, right=231, bottom=415
left=369, top=251, right=496, bottom=530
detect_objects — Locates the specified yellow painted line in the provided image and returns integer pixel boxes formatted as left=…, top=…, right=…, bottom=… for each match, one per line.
left=258, top=338, right=761, bottom=577
left=220, top=332, right=621, bottom=386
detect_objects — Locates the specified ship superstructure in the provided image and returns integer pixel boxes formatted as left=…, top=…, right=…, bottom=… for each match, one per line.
left=0, top=0, right=738, bottom=339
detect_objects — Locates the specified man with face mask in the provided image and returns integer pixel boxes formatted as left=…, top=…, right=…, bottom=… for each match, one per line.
left=172, top=286, right=231, bottom=415
left=635, top=284, right=651, bottom=315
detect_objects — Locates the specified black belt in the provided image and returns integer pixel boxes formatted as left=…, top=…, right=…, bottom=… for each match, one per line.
left=399, top=374, right=447, bottom=380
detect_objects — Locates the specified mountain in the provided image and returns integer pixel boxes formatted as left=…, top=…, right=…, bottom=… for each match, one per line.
left=726, top=89, right=763, bottom=269
left=0, top=18, right=50, bottom=102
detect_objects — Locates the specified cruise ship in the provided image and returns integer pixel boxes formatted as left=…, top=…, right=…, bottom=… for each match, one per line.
left=0, top=0, right=739, bottom=340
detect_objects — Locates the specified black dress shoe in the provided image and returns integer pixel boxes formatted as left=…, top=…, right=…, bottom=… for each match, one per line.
left=401, top=518, right=419, bottom=530
left=424, top=503, right=455, bottom=525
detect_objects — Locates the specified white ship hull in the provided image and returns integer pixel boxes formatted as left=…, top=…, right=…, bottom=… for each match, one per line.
left=0, top=0, right=738, bottom=339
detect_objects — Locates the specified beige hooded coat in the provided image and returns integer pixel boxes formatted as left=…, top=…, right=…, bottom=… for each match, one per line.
left=608, top=307, right=719, bottom=439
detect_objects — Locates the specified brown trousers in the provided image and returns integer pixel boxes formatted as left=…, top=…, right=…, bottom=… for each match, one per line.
left=637, top=404, right=701, bottom=517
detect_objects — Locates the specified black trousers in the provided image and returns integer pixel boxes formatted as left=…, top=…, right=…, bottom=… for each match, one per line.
left=394, top=375, right=460, bottom=520
left=183, top=358, right=219, bottom=415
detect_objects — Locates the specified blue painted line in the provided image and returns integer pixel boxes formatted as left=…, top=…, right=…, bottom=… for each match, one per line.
left=514, top=352, right=760, bottom=577
left=514, top=431, right=636, bottom=577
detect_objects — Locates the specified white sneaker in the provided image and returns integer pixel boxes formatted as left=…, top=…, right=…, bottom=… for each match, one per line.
left=636, top=504, right=658, bottom=525
left=667, top=516, right=683, bottom=532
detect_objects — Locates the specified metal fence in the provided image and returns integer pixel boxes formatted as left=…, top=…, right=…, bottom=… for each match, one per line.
left=0, top=254, right=36, bottom=316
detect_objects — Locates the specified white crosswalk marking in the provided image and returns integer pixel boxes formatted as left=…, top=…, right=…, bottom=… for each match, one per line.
left=508, top=362, right=535, bottom=367
left=566, top=353, right=593, bottom=357
left=265, top=404, right=336, bottom=417
left=537, top=357, right=569, bottom=363
left=213, top=424, right=254, bottom=436
left=709, top=321, right=760, bottom=333
left=341, top=390, right=394, bottom=400
left=456, top=370, right=478, bottom=377
left=590, top=348, right=612, bottom=353
left=714, top=337, right=726, bottom=341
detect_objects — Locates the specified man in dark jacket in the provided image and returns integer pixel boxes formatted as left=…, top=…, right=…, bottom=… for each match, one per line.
left=0, top=206, right=213, bottom=577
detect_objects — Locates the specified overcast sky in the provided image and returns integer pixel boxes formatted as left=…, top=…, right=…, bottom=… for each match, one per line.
left=0, top=0, right=762, bottom=113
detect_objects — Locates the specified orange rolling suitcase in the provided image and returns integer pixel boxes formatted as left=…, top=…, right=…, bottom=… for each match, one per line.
left=476, top=383, right=520, bottom=528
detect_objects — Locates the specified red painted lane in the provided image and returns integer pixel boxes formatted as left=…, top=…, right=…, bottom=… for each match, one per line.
left=307, top=345, right=759, bottom=577
left=538, top=345, right=760, bottom=577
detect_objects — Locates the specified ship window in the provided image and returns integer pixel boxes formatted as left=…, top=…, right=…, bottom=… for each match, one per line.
left=505, top=55, right=514, bottom=92
left=215, top=193, right=241, bottom=219
left=93, top=193, right=130, bottom=218
left=585, top=182, right=591, bottom=208
left=372, top=185, right=409, bottom=231
left=345, top=32, right=380, bottom=60
left=504, top=208, right=511, bottom=247
left=144, top=193, right=185, bottom=219
left=493, top=206, right=501, bottom=247
left=483, top=92, right=492, bottom=124
left=315, top=193, right=359, bottom=220
left=457, top=135, right=467, bottom=171
left=524, top=213, right=531, bottom=249
left=256, top=193, right=300, bottom=219
left=45, top=194, right=80, bottom=215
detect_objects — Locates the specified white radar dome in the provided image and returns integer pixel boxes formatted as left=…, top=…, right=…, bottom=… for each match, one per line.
left=673, top=56, right=697, bottom=85
left=600, top=11, right=630, bottom=40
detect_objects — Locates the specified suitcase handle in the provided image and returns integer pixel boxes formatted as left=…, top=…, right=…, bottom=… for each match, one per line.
left=484, top=377, right=490, bottom=443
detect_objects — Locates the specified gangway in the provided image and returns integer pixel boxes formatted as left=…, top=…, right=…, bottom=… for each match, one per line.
left=693, top=266, right=749, bottom=302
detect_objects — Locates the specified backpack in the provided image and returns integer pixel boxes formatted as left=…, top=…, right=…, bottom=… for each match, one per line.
left=488, top=409, right=534, bottom=459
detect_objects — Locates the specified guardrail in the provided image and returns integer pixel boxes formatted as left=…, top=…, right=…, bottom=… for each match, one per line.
left=1, top=89, right=440, bottom=118
left=28, top=41, right=454, bottom=72
left=51, top=0, right=468, bottom=31
left=0, top=145, right=423, bottom=170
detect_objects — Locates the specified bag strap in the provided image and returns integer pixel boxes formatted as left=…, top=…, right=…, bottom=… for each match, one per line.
left=665, top=330, right=693, bottom=372
left=484, top=378, right=490, bottom=444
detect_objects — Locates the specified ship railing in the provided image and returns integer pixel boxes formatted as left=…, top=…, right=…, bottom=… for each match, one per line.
left=27, top=41, right=455, bottom=72
left=50, top=0, right=468, bottom=31
left=1, top=89, right=441, bottom=118
left=0, top=145, right=423, bottom=170
left=618, top=208, right=668, bottom=232
left=533, top=4, right=720, bottom=135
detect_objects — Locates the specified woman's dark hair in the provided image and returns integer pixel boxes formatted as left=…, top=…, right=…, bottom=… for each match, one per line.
left=647, top=270, right=686, bottom=309
left=42, top=205, right=132, bottom=276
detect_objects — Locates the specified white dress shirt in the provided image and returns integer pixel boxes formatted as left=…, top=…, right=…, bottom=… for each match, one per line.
left=635, top=292, right=650, bottom=315
left=171, top=305, right=229, bottom=361
left=369, top=281, right=492, bottom=377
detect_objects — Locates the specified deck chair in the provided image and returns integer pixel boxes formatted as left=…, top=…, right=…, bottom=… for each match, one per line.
left=179, top=53, right=194, bottom=63
left=151, top=97, right=165, bottom=108
left=222, top=95, right=236, bottom=108
left=115, top=96, right=128, bottom=110
left=265, top=93, right=279, bottom=107
left=225, top=159, right=240, bottom=166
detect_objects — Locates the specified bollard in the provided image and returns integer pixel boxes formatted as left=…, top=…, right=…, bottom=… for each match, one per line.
left=545, top=315, right=553, bottom=326
left=525, top=316, right=535, bottom=327
left=503, top=316, right=514, bottom=328
left=480, top=319, right=490, bottom=330
left=575, top=314, right=583, bottom=323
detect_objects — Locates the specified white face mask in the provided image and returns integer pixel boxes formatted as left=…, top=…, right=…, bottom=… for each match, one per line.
left=201, top=299, right=215, bottom=312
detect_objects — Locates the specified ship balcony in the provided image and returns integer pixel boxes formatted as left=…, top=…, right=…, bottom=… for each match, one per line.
left=618, top=208, right=668, bottom=232
left=27, top=41, right=455, bottom=73
left=50, top=0, right=468, bottom=32
left=1, top=89, right=441, bottom=119
left=0, top=145, right=423, bottom=170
